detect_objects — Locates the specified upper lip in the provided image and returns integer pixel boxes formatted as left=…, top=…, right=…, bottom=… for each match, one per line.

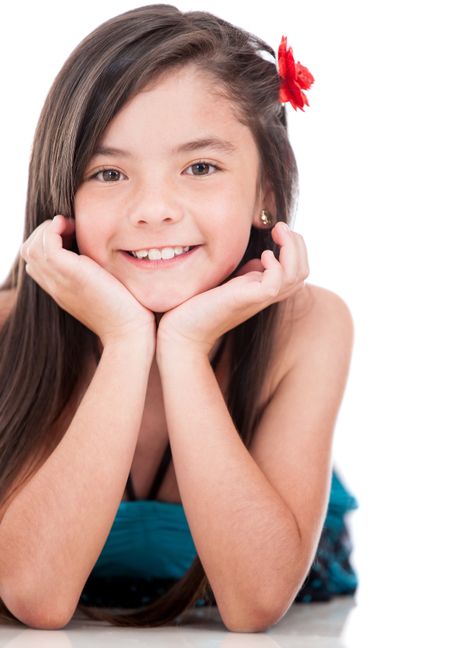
left=124, top=244, right=199, bottom=251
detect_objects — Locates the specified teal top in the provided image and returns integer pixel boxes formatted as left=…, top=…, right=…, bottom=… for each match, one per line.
left=90, top=499, right=197, bottom=581
left=90, top=468, right=358, bottom=586
left=85, top=339, right=359, bottom=603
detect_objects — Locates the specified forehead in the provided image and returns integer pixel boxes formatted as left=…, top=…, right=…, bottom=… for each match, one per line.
left=99, top=64, right=255, bottom=155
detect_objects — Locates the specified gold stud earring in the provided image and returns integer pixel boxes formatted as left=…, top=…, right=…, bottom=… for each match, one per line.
left=260, top=209, right=273, bottom=226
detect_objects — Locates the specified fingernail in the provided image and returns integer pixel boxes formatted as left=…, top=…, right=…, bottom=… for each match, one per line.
left=280, top=222, right=290, bottom=233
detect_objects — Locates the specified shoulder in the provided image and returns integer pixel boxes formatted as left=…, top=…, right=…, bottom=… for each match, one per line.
left=276, top=282, right=354, bottom=376
left=259, top=283, right=353, bottom=407
left=281, top=281, right=353, bottom=326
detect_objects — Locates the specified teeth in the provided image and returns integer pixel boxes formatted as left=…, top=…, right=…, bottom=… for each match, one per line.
left=150, top=249, right=165, bottom=260
left=131, top=246, right=191, bottom=260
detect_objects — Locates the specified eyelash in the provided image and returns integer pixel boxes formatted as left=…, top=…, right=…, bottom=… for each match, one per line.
left=89, top=161, right=221, bottom=183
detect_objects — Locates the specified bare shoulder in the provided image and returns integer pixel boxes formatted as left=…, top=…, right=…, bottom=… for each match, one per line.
left=277, top=282, right=354, bottom=374
left=282, top=281, right=353, bottom=323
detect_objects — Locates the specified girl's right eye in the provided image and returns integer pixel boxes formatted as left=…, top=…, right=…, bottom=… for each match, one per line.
left=90, top=168, right=126, bottom=182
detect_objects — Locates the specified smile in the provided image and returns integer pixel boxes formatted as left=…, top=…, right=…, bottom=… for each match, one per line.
left=120, top=245, right=201, bottom=269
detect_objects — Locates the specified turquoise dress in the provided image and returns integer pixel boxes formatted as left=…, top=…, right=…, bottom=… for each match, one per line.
left=80, top=341, right=359, bottom=608
left=79, top=458, right=358, bottom=608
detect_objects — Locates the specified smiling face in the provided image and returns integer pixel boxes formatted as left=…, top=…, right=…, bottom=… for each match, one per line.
left=74, top=63, right=273, bottom=313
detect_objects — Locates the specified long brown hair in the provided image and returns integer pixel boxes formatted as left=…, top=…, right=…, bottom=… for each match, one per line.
left=0, top=4, right=299, bottom=627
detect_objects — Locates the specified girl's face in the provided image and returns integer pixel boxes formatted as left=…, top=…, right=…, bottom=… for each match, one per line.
left=74, top=64, right=271, bottom=313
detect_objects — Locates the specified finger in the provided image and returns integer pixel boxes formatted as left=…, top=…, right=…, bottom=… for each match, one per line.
left=271, top=222, right=298, bottom=284
left=270, top=221, right=290, bottom=246
left=49, top=215, right=75, bottom=239
left=52, top=215, right=77, bottom=252
left=20, top=220, right=50, bottom=260
left=53, top=214, right=76, bottom=236
left=260, top=249, right=283, bottom=297
left=277, top=226, right=306, bottom=285
left=42, top=218, right=63, bottom=258
left=60, top=217, right=76, bottom=249
left=19, top=241, right=28, bottom=260
left=294, top=232, right=309, bottom=279
left=43, top=216, right=76, bottom=259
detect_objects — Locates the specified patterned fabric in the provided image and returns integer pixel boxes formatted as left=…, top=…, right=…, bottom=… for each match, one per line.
left=80, top=469, right=358, bottom=609
left=294, top=469, right=359, bottom=603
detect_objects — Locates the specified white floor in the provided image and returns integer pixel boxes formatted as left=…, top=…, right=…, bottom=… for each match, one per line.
left=0, top=586, right=440, bottom=648
left=0, top=597, right=354, bottom=647
left=0, top=511, right=443, bottom=647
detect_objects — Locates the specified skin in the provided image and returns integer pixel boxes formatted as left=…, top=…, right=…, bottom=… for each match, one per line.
left=74, top=63, right=275, bottom=324
left=18, top=60, right=307, bottom=368
left=16, top=60, right=344, bottom=631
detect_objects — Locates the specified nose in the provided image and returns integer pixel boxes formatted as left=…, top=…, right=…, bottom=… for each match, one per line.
left=126, top=173, right=184, bottom=226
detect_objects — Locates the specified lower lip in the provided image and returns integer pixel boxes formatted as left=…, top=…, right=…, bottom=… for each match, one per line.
left=120, top=246, right=200, bottom=269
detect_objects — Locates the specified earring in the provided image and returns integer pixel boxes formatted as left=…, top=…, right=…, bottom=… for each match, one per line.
left=260, top=209, right=274, bottom=226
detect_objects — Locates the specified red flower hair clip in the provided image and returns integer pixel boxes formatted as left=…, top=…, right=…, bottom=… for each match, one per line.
left=277, top=35, right=314, bottom=111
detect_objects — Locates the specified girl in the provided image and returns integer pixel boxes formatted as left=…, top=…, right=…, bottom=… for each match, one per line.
left=0, top=4, right=358, bottom=632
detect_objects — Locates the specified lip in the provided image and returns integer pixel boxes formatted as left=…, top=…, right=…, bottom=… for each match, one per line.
left=120, top=245, right=201, bottom=269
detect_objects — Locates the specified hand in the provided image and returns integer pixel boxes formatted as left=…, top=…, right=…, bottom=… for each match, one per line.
left=156, top=221, right=309, bottom=357
left=20, top=215, right=156, bottom=348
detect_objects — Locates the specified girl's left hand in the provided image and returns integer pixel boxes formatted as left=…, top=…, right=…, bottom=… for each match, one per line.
left=156, top=221, right=309, bottom=357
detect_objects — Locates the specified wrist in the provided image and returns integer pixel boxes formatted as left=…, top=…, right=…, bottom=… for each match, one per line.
left=156, top=338, right=207, bottom=368
left=100, top=331, right=155, bottom=358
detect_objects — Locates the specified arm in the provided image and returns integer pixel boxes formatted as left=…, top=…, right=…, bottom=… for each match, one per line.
left=0, top=334, right=153, bottom=629
left=157, top=287, right=354, bottom=632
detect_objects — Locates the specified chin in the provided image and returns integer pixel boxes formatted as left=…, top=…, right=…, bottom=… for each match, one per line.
left=132, top=290, right=193, bottom=313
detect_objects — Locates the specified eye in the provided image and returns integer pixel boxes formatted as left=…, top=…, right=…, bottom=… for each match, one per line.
left=90, top=168, right=126, bottom=183
left=184, top=161, right=220, bottom=177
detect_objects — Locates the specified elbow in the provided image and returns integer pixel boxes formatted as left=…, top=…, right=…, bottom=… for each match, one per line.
left=19, top=611, right=73, bottom=631
left=220, top=590, right=294, bottom=633
left=223, top=617, right=277, bottom=634
left=220, top=563, right=308, bottom=633
left=1, top=582, right=75, bottom=629
left=222, top=603, right=287, bottom=633
left=9, top=599, right=74, bottom=630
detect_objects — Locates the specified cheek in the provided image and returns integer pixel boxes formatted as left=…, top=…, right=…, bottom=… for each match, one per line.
left=215, top=197, right=253, bottom=250
left=215, top=226, right=252, bottom=277
left=73, top=200, right=109, bottom=263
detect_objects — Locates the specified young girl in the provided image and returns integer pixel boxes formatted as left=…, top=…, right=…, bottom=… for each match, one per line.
left=0, top=4, right=358, bottom=631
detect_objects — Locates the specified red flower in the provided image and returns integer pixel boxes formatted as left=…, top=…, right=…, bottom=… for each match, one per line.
left=278, top=35, right=314, bottom=111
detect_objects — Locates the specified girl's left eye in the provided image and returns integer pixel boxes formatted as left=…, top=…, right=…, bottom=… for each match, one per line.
left=185, top=161, right=220, bottom=176
left=90, top=168, right=126, bottom=182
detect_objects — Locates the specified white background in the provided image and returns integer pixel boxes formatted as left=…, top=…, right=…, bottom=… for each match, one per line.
left=1, top=0, right=448, bottom=636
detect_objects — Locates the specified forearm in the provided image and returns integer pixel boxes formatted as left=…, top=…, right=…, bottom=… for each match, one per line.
left=0, top=335, right=153, bottom=617
left=158, top=346, right=304, bottom=630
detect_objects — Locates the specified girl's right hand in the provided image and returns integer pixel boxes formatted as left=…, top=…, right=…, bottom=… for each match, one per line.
left=20, top=215, right=156, bottom=348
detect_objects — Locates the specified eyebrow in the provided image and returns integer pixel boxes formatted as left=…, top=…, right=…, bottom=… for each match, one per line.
left=92, top=137, right=237, bottom=158
left=172, top=137, right=237, bottom=155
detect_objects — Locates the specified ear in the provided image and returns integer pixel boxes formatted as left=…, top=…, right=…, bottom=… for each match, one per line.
left=252, top=181, right=277, bottom=230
